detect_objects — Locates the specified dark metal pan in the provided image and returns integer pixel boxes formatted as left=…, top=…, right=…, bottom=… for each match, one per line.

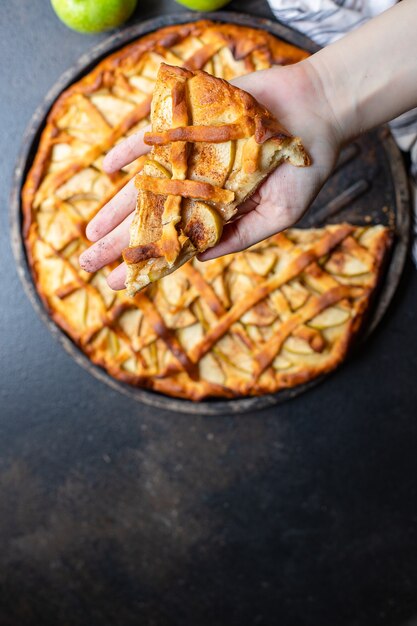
left=10, top=11, right=410, bottom=415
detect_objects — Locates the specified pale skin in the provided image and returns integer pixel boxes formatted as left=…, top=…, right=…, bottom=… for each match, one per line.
left=79, top=0, right=417, bottom=290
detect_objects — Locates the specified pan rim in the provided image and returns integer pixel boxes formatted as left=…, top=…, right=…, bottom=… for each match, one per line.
left=10, top=11, right=410, bottom=415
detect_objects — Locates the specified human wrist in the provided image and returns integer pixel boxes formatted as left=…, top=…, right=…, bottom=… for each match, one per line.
left=301, top=0, right=417, bottom=146
left=301, top=52, right=355, bottom=147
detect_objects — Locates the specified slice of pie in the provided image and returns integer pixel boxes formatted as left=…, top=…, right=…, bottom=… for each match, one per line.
left=122, top=63, right=310, bottom=296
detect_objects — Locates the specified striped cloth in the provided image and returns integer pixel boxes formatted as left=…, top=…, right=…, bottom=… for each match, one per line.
left=267, top=0, right=417, bottom=263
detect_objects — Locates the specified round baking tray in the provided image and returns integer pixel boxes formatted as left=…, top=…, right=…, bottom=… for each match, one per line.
left=11, top=11, right=410, bottom=415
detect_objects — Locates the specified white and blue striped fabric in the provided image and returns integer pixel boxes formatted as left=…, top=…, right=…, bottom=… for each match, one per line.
left=266, top=0, right=417, bottom=263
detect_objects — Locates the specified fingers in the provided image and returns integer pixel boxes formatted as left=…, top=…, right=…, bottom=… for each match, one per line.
left=86, top=176, right=137, bottom=242
left=233, top=192, right=261, bottom=216
left=198, top=202, right=295, bottom=261
left=86, top=126, right=151, bottom=246
left=103, top=126, right=150, bottom=173
left=106, top=263, right=127, bottom=291
left=79, top=212, right=134, bottom=273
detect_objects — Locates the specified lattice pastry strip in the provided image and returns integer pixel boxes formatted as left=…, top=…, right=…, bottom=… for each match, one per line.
left=141, top=224, right=391, bottom=399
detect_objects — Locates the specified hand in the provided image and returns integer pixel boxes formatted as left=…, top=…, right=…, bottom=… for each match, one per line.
left=79, top=60, right=343, bottom=290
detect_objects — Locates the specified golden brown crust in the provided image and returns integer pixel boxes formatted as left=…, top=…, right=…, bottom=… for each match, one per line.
left=134, top=173, right=236, bottom=204
left=22, top=21, right=308, bottom=235
left=123, top=242, right=163, bottom=264
left=21, top=20, right=390, bottom=402
left=124, top=62, right=310, bottom=295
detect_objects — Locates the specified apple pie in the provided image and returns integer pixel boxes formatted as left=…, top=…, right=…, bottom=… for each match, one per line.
left=21, top=20, right=391, bottom=401
left=123, top=62, right=310, bottom=295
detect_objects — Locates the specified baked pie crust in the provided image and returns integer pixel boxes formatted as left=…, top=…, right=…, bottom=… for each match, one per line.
left=123, top=62, right=310, bottom=295
left=21, top=20, right=391, bottom=401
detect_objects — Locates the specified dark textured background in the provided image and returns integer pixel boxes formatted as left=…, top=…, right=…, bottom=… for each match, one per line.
left=1, top=1, right=417, bottom=625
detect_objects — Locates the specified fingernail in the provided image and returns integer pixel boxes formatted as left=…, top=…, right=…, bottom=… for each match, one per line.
left=106, top=274, right=115, bottom=289
left=106, top=274, right=123, bottom=291
left=85, top=221, right=98, bottom=242
left=79, top=251, right=93, bottom=272
left=102, top=154, right=114, bottom=173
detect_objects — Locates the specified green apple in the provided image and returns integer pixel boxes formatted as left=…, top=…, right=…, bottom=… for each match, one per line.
left=174, top=0, right=231, bottom=10
left=50, top=0, right=137, bottom=34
